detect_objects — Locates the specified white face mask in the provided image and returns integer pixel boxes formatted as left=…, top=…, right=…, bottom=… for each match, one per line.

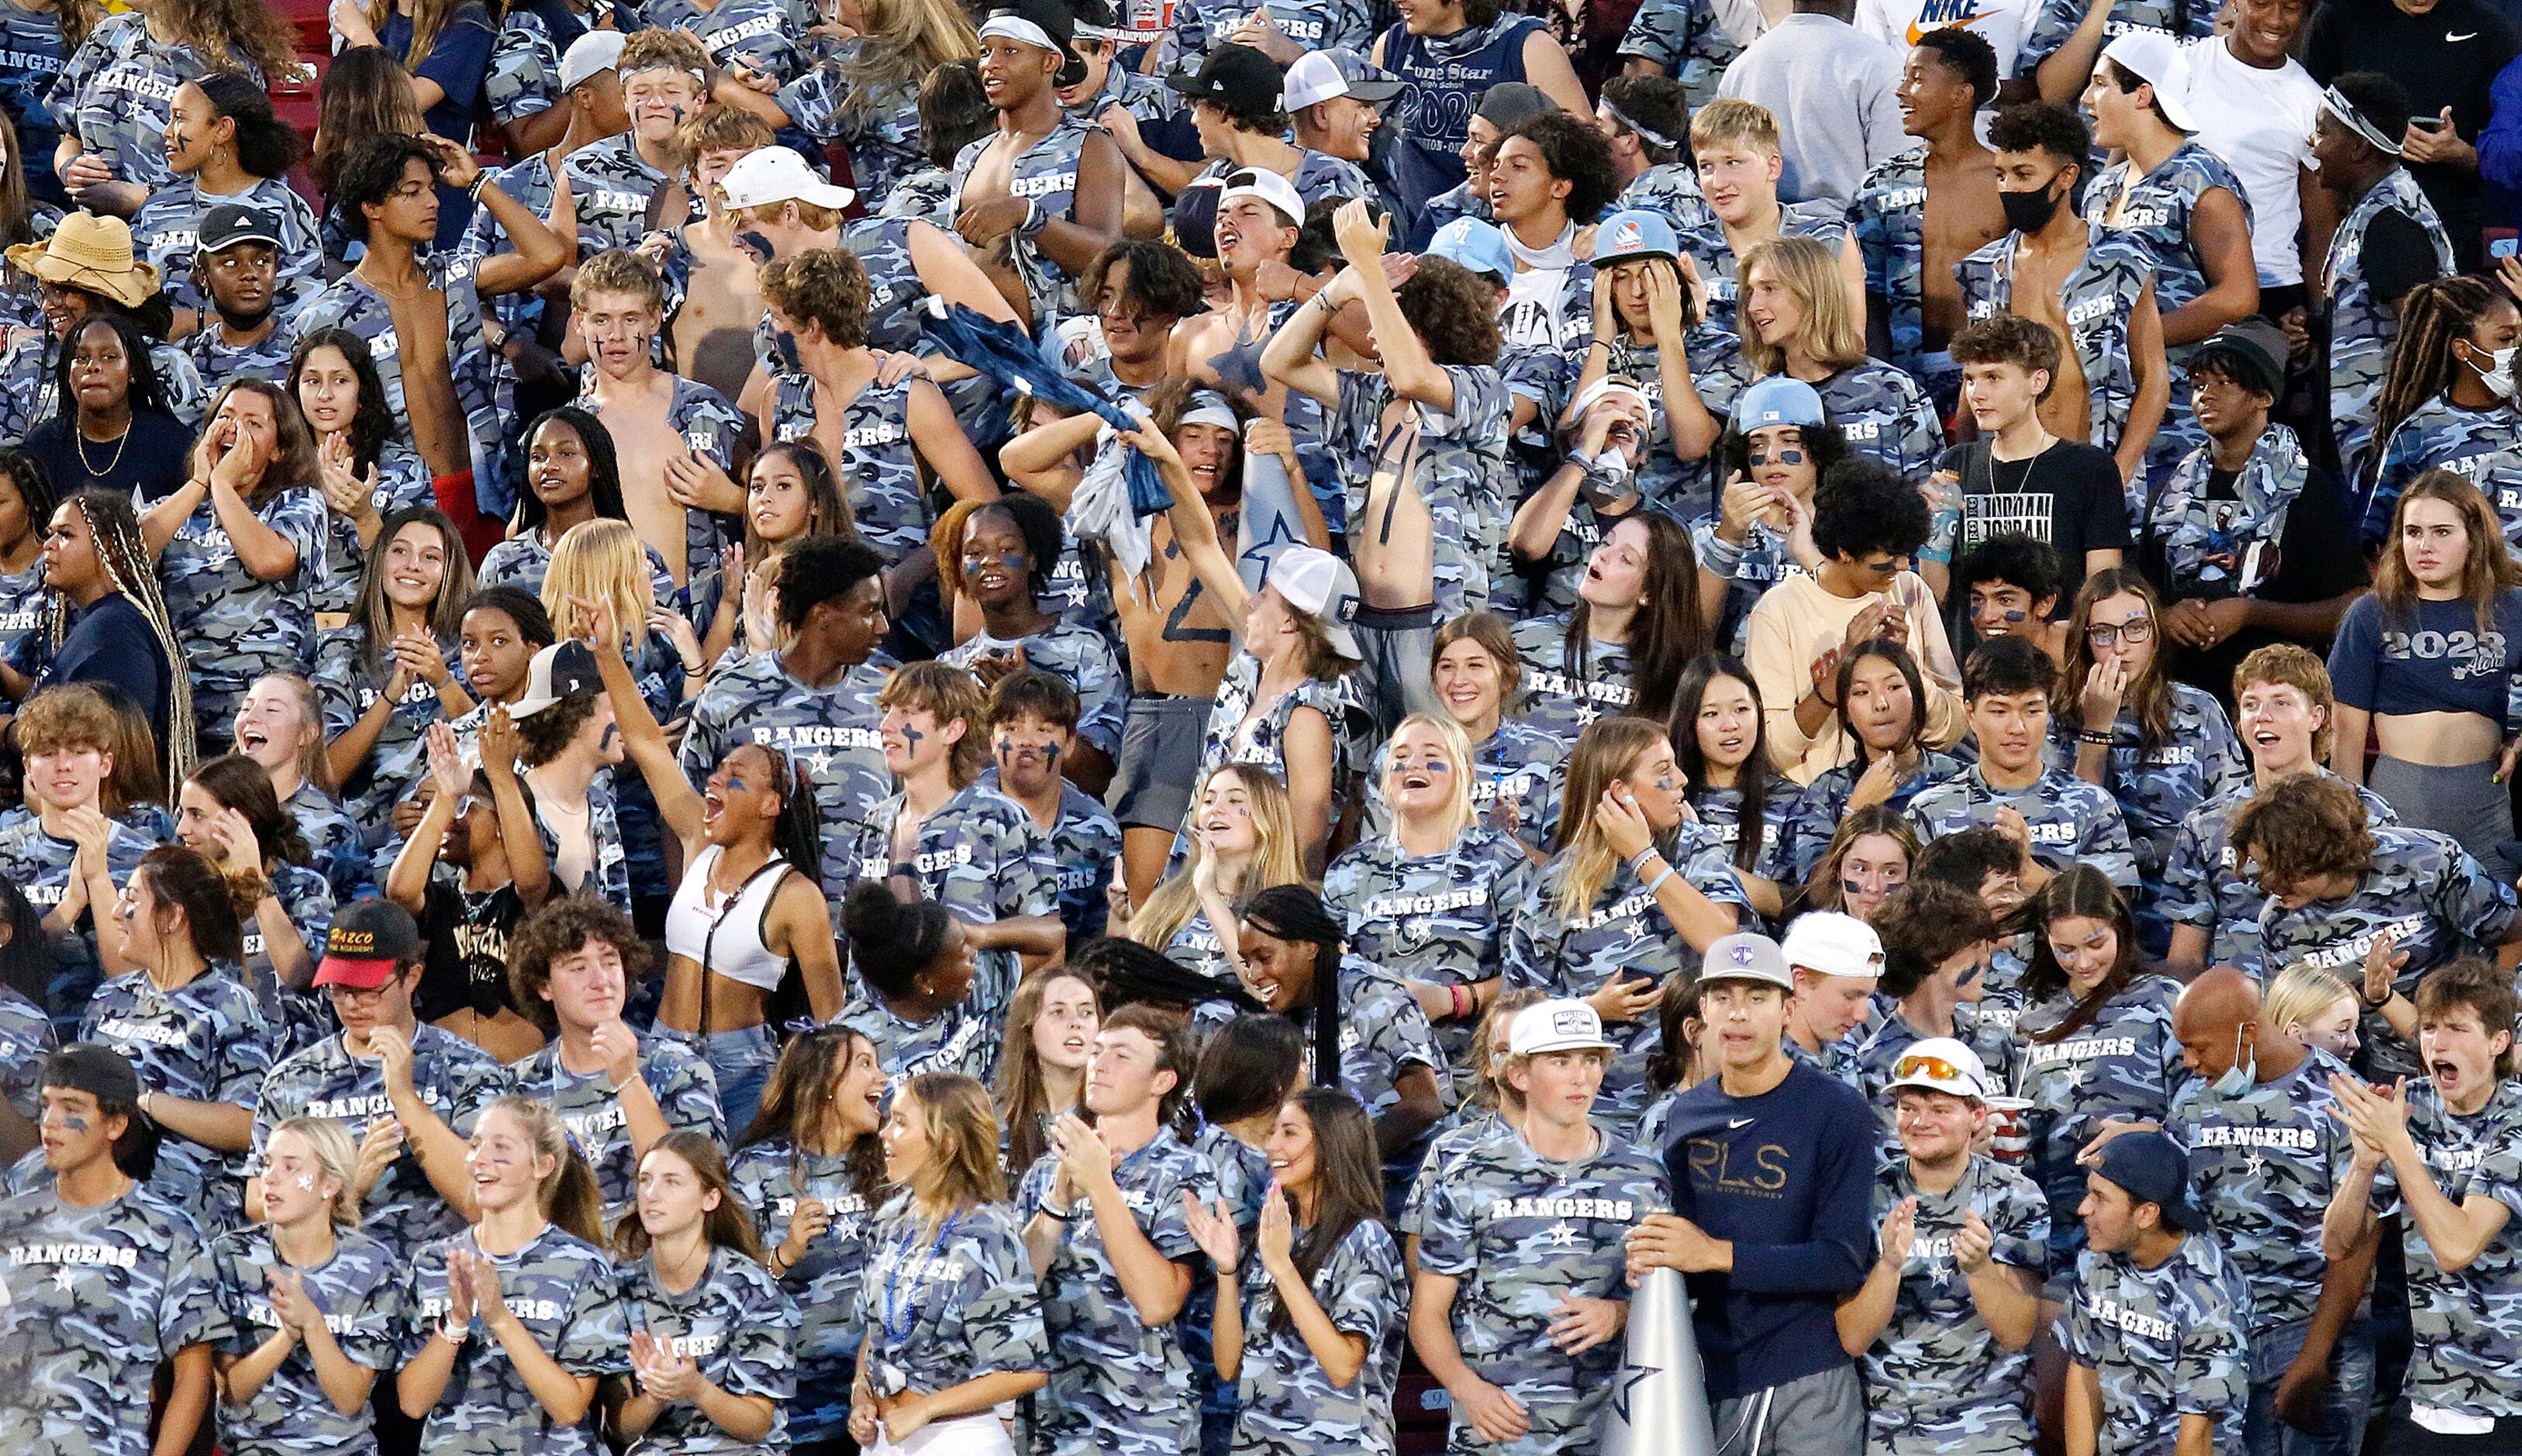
left=2468, top=342, right=2520, bottom=399
left=2211, top=1024, right=2255, bottom=1097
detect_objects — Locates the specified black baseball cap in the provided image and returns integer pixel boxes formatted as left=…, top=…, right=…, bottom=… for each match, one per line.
left=197, top=203, right=284, bottom=254
left=2093, top=1130, right=2208, bottom=1233
left=315, top=899, right=424, bottom=990
left=45, top=1043, right=140, bottom=1106
left=1167, top=43, right=1288, bottom=116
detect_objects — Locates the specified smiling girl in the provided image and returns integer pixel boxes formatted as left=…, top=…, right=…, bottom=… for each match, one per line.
left=232, top=673, right=371, bottom=902
left=397, top=1095, right=630, bottom=1456
left=314, top=505, right=475, bottom=835
left=1671, top=655, right=1795, bottom=922
left=1777, top=640, right=1960, bottom=885
left=209, top=1116, right=405, bottom=1456
left=1361, top=613, right=1565, bottom=855
left=611, top=1132, right=799, bottom=1456
left=1117, top=764, right=1307, bottom=987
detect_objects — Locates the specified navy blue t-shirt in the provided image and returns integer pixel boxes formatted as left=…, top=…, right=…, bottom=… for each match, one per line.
left=1660, top=1058, right=1878, bottom=1403
left=34, top=591, right=171, bottom=744
left=2327, top=588, right=2522, bottom=729
left=385, top=3, right=497, bottom=143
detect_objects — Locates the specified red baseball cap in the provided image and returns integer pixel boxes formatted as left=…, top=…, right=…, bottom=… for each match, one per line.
left=313, top=900, right=422, bottom=990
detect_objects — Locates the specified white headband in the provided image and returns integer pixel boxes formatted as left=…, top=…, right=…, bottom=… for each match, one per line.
left=979, top=14, right=1059, bottom=50
left=2319, top=85, right=2403, bottom=157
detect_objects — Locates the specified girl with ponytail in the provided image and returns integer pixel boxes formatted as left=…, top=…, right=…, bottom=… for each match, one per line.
left=1224, top=884, right=1445, bottom=1209
left=398, top=1094, right=628, bottom=1456
left=572, top=588, right=843, bottom=1135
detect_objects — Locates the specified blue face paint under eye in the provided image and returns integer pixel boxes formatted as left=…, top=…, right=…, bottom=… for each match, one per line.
left=1842, top=879, right=1867, bottom=899
left=1422, top=758, right=1451, bottom=775
left=1954, top=962, right=1981, bottom=988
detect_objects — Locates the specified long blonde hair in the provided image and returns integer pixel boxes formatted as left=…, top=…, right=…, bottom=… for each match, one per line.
left=1553, top=716, right=1673, bottom=921
left=479, top=1095, right=606, bottom=1245
left=1132, top=764, right=1306, bottom=952
left=267, top=1115, right=363, bottom=1228
left=840, top=0, right=980, bottom=101
left=1738, top=235, right=1865, bottom=376
left=896, top=1072, right=1007, bottom=1223
left=541, top=519, right=654, bottom=648
left=1385, top=712, right=1476, bottom=845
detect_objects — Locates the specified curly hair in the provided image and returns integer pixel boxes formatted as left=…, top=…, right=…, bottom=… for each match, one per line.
left=166, top=0, right=303, bottom=86
left=1084, top=238, right=1204, bottom=322
left=1501, top=112, right=1621, bottom=225
left=1950, top=312, right=2063, bottom=395
left=761, top=249, right=872, bottom=350
left=777, top=534, right=887, bottom=630
left=1953, top=533, right=2063, bottom=613
left=508, top=895, right=654, bottom=1031
left=2231, top=772, right=2378, bottom=888
left=619, top=28, right=711, bottom=82
left=1987, top=99, right=2091, bottom=167
left=1396, top=256, right=1503, bottom=367
left=917, top=59, right=992, bottom=169
left=1199, top=47, right=1288, bottom=134
left=1810, top=457, right=1930, bottom=563
left=1872, top=881, right=1995, bottom=999
left=2233, top=643, right=2340, bottom=764
left=332, top=132, right=439, bottom=244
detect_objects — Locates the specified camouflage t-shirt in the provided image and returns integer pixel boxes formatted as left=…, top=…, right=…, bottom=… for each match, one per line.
left=153, top=484, right=328, bottom=735
left=81, top=964, right=274, bottom=1232
left=207, top=1224, right=407, bottom=1456
left=844, top=781, right=1059, bottom=1047
left=514, top=1035, right=725, bottom=1223
left=854, top=1195, right=1050, bottom=1399
left=399, top=1224, right=633, bottom=1456
left=2014, top=974, right=2188, bottom=1262
left=616, top=1244, right=799, bottom=1454
left=2059, top=1233, right=2251, bottom=1456
left=1907, top=764, right=2139, bottom=890
left=1858, top=1154, right=2048, bottom=1456
left=726, top=1137, right=878, bottom=1446
left=2166, top=1047, right=2355, bottom=1337
left=1233, top=1216, right=1407, bottom=1455
left=1324, top=826, right=1530, bottom=1102
left=0, top=985, right=56, bottom=1120
left=2369, top=1076, right=2522, bottom=1419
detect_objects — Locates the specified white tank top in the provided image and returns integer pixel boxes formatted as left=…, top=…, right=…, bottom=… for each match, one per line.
left=664, top=844, right=794, bottom=992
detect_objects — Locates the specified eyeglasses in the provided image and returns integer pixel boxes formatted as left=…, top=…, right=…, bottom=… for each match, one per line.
left=1892, top=1052, right=1970, bottom=1085
left=2085, top=618, right=2155, bottom=647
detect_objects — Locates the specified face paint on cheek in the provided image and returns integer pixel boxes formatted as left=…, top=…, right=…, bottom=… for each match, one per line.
left=1843, top=880, right=1867, bottom=900
left=61, top=1115, right=89, bottom=1134
left=2002, top=610, right=2027, bottom=623
left=294, top=1174, right=316, bottom=1192
left=1423, top=759, right=1451, bottom=775
left=1955, top=963, right=1981, bottom=988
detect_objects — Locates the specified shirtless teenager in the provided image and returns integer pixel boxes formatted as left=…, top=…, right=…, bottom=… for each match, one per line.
left=1853, top=30, right=2007, bottom=405
left=571, top=249, right=745, bottom=592
left=1961, top=102, right=2168, bottom=484
left=659, top=105, right=776, bottom=403
left=1264, top=198, right=1513, bottom=733
left=953, top=0, right=1128, bottom=326
left=299, top=134, right=571, bottom=491
left=1002, top=381, right=1247, bottom=906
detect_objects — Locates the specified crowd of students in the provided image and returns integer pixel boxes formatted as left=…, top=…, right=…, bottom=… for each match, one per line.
left=9, top=0, right=2522, bottom=1454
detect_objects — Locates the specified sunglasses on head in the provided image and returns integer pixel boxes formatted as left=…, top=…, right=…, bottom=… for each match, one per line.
left=1892, top=1053, right=1969, bottom=1085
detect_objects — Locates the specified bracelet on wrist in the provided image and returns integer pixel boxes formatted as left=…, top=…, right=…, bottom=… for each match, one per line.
left=2078, top=730, right=2114, bottom=746
left=439, top=1320, right=468, bottom=1347
left=1642, top=863, right=1676, bottom=895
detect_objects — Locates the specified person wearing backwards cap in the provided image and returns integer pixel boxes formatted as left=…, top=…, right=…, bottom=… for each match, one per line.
left=2312, top=71, right=2455, bottom=485
left=1834, top=1036, right=2049, bottom=1456
left=481, top=2, right=618, bottom=158
left=1627, top=931, right=1876, bottom=1456
left=1562, top=206, right=1728, bottom=518
left=1412, top=999, right=1668, bottom=1456
left=249, top=898, right=515, bottom=1260
left=1692, top=376, right=1854, bottom=649
left=561, top=29, right=711, bottom=256
left=2082, top=30, right=2262, bottom=499
left=952, top=0, right=1127, bottom=328
left=1136, top=44, right=1377, bottom=211
left=0, top=1044, right=222, bottom=1456
left=1779, top=909, right=1885, bottom=1082
left=1262, top=198, right=1511, bottom=733
left=178, top=204, right=306, bottom=389
left=2167, top=966, right=2375, bottom=1456
left=508, top=637, right=634, bottom=913
left=1285, top=50, right=1405, bottom=171
left=2063, top=1128, right=2249, bottom=1456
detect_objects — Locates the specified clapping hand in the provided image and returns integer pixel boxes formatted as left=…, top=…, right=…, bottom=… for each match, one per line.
left=1182, top=1190, right=1241, bottom=1270
left=630, top=1330, right=707, bottom=1402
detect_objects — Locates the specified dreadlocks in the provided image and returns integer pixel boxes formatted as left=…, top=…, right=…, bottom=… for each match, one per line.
left=2373, top=275, right=2512, bottom=459
left=50, top=491, right=196, bottom=786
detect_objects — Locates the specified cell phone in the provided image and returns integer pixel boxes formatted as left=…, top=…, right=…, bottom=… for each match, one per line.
left=2411, top=116, right=2450, bottom=133
left=2493, top=235, right=2520, bottom=261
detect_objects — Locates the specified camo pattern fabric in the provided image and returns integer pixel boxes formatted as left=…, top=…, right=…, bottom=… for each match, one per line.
left=1858, top=1152, right=2048, bottom=1456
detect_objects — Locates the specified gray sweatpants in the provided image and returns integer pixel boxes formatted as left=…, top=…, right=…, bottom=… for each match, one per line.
left=1712, top=1362, right=1864, bottom=1456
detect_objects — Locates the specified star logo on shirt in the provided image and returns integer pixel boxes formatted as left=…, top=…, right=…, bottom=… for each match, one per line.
left=801, top=750, right=834, bottom=778
left=1544, top=1221, right=1581, bottom=1249
left=51, top=1266, right=78, bottom=1292
left=2242, top=1151, right=2267, bottom=1181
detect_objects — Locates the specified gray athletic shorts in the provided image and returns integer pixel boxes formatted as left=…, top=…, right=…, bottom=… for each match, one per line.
left=1712, top=1362, right=1864, bottom=1456
left=1354, top=602, right=1437, bottom=738
left=1107, top=694, right=1209, bottom=832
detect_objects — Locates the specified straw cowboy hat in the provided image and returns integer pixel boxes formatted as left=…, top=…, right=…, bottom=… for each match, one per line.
left=4, top=212, right=162, bottom=309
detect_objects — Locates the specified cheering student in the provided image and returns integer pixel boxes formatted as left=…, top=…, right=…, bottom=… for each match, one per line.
left=250, top=900, right=514, bottom=1261
left=397, top=1095, right=630, bottom=1456
left=727, top=1027, right=889, bottom=1456
left=1775, top=640, right=1961, bottom=885
left=996, top=966, right=1102, bottom=1179
left=2168, top=969, right=2377, bottom=1456
left=982, top=672, right=1124, bottom=946
left=2161, top=644, right=2396, bottom=981
left=313, top=504, right=477, bottom=837
left=384, top=719, right=548, bottom=1062
left=1907, top=635, right=2140, bottom=893
left=1188, top=1088, right=1409, bottom=1456
left=210, top=1116, right=405, bottom=1456
left=1504, top=715, right=1747, bottom=1130
left=79, top=844, right=274, bottom=1233
left=849, top=1072, right=1051, bottom=1454
left=1019, top=1006, right=1223, bottom=1456
left=173, top=753, right=334, bottom=1060
left=2238, top=772, right=2522, bottom=1080
left=1114, top=764, right=1308, bottom=986
left=1325, top=711, right=1530, bottom=1104
left=612, top=1133, right=800, bottom=1455
left=2324, top=957, right=2522, bottom=1451
left=0, top=1045, right=219, bottom=1456
left=510, top=896, right=726, bottom=1223
left=1834, top=1040, right=2047, bottom=1456
left=1627, top=933, right=1875, bottom=1456
left=1359, top=612, right=1565, bottom=854
left=1416, top=999, right=1666, bottom=1456
left=0, top=685, right=157, bottom=1030
left=938, top=496, right=1127, bottom=788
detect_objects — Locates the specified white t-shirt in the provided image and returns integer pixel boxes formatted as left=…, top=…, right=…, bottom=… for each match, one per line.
left=1853, top=0, right=2041, bottom=85
left=2180, top=37, right=2323, bottom=288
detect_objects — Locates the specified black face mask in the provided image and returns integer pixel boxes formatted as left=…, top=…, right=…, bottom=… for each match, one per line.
left=2000, top=173, right=2069, bottom=235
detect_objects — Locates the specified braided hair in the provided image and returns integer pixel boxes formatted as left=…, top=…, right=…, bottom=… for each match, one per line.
left=2373, top=276, right=2513, bottom=464
left=50, top=490, right=195, bottom=785
left=1236, top=884, right=1348, bottom=1101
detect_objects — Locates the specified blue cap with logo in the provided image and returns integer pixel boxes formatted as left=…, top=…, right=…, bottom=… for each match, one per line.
left=1589, top=209, right=1681, bottom=267
left=1731, top=375, right=1827, bottom=432
left=1425, top=217, right=1513, bottom=285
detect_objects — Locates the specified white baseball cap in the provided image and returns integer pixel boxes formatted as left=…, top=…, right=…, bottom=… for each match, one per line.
left=1884, top=1037, right=1991, bottom=1100
left=558, top=30, right=627, bottom=91
left=1280, top=49, right=1405, bottom=112
left=718, top=146, right=856, bottom=213
left=1509, top=999, right=1618, bottom=1057
left=1781, top=911, right=1886, bottom=982
left=1264, top=545, right=1362, bottom=661
left=2099, top=31, right=2196, bottom=133
left=1220, top=165, right=1306, bottom=228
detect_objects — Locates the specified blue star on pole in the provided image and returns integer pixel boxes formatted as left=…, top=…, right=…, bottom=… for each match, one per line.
left=1240, top=512, right=1302, bottom=576
left=1612, top=1357, right=1663, bottom=1424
